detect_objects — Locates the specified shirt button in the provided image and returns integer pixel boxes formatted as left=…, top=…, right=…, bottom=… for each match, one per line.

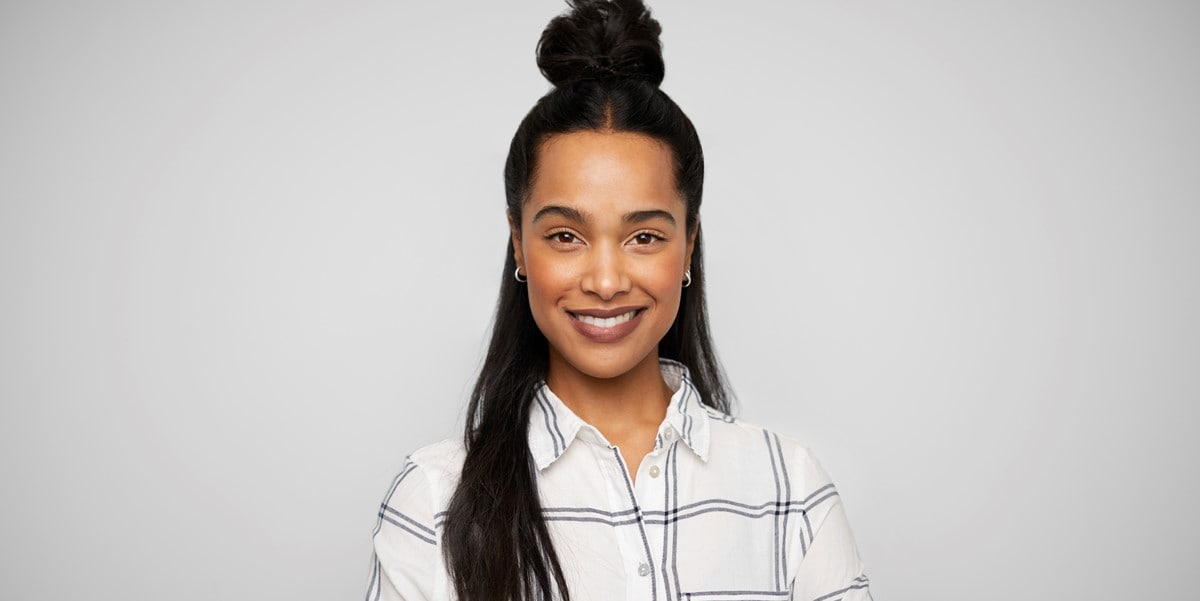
left=663, top=429, right=675, bottom=440
left=637, top=562, right=650, bottom=577
left=648, top=465, right=661, bottom=478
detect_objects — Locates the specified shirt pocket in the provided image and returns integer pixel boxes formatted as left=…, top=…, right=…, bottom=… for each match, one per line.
left=678, top=590, right=791, bottom=601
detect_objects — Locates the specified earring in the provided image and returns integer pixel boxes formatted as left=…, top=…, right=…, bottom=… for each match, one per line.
left=514, top=266, right=528, bottom=283
left=682, top=268, right=692, bottom=288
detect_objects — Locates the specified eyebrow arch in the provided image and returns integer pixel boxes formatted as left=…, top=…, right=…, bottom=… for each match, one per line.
left=531, top=204, right=677, bottom=227
left=532, top=204, right=587, bottom=224
left=622, top=210, right=676, bottom=227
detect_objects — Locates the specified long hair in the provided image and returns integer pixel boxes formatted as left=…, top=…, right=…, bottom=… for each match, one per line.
left=442, top=1, right=731, bottom=598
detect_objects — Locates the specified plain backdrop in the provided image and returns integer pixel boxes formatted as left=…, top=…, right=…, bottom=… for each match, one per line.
left=1, top=1, right=1197, bottom=599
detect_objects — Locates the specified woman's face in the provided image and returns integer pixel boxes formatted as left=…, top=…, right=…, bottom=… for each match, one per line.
left=512, top=130, right=696, bottom=381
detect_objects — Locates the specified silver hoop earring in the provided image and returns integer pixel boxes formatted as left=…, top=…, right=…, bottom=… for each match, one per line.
left=682, top=268, right=692, bottom=288
left=514, top=266, right=528, bottom=283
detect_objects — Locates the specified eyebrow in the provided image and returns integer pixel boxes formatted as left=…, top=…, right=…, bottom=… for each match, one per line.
left=531, top=204, right=676, bottom=227
left=532, top=204, right=587, bottom=224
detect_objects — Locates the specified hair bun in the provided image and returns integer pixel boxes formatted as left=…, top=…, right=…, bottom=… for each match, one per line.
left=536, top=0, right=665, bottom=88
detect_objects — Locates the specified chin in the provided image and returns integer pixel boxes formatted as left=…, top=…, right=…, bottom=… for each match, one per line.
left=556, top=343, right=656, bottom=381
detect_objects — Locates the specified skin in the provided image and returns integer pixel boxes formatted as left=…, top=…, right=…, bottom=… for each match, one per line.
left=510, top=130, right=697, bottom=482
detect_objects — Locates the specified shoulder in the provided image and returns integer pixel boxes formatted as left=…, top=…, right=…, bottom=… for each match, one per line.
left=704, top=410, right=843, bottom=513
left=407, top=437, right=467, bottom=482
left=706, top=409, right=822, bottom=466
left=379, top=437, right=465, bottom=517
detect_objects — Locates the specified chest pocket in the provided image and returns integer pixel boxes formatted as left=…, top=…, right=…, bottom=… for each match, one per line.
left=678, top=590, right=791, bottom=601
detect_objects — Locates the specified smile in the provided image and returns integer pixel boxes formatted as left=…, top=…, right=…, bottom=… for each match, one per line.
left=566, top=308, right=646, bottom=343
left=569, top=309, right=641, bottom=328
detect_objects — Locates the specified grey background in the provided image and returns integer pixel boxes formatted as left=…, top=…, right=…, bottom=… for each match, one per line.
left=1, top=1, right=1197, bottom=599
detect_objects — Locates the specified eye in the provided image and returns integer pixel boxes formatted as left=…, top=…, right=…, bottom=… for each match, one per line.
left=630, top=231, right=666, bottom=245
left=545, top=230, right=581, bottom=245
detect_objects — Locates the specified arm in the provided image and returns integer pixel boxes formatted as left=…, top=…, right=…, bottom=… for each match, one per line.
left=791, top=500, right=872, bottom=600
left=365, top=459, right=440, bottom=601
left=789, top=451, right=872, bottom=601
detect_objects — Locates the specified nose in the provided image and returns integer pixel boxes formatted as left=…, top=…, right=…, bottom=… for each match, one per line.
left=580, top=243, right=630, bottom=300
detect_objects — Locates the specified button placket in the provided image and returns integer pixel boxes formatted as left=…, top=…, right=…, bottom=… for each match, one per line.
left=606, top=444, right=659, bottom=600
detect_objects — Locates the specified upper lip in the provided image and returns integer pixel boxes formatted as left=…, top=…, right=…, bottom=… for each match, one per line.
left=567, top=306, right=644, bottom=318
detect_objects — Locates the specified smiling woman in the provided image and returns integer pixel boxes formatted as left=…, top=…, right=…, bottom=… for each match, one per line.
left=517, top=132, right=695, bottom=384
left=365, top=1, right=871, bottom=600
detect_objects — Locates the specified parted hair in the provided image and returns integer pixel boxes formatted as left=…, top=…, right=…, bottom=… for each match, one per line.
left=440, top=1, right=730, bottom=599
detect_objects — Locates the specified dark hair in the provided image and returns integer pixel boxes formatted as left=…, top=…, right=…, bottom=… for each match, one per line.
left=441, top=1, right=730, bottom=599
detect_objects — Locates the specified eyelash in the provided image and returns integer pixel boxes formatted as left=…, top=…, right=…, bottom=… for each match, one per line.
left=630, top=231, right=667, bottom=245
left=546, top=230, right=580, bottom=245
left=544, top=230, right=667, bottom=246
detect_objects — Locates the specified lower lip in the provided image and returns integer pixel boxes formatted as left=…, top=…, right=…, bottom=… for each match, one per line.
left=569, top=310, right=645, bottom=343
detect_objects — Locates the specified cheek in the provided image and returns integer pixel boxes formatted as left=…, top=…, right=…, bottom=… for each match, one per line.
left=525, top=253, right=574, bottom=308
left=637, top=256, right=686, bottom=305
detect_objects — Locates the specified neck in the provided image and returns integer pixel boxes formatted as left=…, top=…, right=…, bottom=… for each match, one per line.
left=545, top=350, right=673, bottom=441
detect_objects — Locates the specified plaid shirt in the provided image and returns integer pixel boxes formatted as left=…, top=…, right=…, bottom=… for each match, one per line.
left=367, top=359, right=872, bottom=601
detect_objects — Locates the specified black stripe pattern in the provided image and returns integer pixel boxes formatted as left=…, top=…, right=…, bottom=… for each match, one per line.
left=366, top=359, right=872, bottom=600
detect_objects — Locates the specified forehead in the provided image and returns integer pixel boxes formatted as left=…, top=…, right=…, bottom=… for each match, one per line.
left=526, top=130, right=682, bottom=219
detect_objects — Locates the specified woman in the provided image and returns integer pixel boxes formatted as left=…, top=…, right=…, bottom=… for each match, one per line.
left=367, top=1, right=871, bottom=599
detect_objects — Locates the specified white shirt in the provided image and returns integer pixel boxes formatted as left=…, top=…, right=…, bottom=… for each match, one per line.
left=366, top=359, right=872, bottom=601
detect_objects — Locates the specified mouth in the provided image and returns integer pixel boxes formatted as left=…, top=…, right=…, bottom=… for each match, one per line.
left=567, top=308, right=645, bottom=329
left=565, top=307, right=647, bottom=342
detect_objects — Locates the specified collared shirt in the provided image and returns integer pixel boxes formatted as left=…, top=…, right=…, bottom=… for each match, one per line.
left=366, top=359, right=872, bottom=601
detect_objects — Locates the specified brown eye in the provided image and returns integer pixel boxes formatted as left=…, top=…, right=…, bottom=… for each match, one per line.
left=632, top=232, right=664, bottom=245
left=548, top=231, right=578, bottom=244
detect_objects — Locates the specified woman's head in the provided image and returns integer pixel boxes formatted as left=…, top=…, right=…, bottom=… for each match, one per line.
left=501, top=0, right=718, bottom=386
left=513, top=130, right=695, bottom=382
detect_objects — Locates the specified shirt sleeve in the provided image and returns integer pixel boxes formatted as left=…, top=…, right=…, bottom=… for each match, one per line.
left=365, top=459, right=441, bottom=601
left=789, top=450, right=873, bottom=601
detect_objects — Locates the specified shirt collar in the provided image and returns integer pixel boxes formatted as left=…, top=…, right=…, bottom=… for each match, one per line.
left=528, top=358, right=712, bottom=471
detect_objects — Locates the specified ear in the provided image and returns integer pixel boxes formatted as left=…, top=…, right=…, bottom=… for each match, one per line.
left=508, top=211, right=525, bottom=270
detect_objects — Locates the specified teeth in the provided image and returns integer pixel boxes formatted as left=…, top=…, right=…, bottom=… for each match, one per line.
left=575, top=310, right=638, bottom=328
